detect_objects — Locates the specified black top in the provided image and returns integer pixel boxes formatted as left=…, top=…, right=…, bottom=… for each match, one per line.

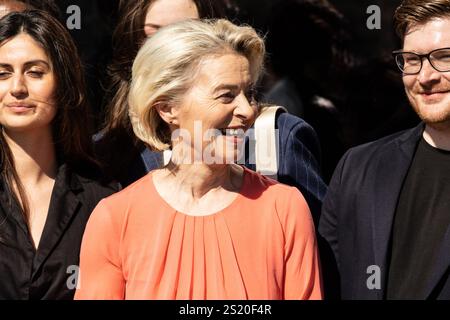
left=0, top=164, right=118, bottom=300
left=387, top=137, right=450, bottom=299
left=320, top=123, right=450, bottom=299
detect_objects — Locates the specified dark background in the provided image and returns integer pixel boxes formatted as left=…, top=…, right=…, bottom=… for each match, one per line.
left=54, top=0, right=404, bottom=108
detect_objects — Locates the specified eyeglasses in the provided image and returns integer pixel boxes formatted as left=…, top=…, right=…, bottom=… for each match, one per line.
left=392, top=47, right=450, bottom=75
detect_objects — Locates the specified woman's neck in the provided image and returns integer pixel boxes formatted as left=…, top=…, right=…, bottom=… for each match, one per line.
left=163, top=162, right=243, bottom=200
left=4, top=127, right=58, bottom=184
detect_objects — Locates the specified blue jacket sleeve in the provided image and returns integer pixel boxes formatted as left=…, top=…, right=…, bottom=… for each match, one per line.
left=276, top=112, right=328, bottom=225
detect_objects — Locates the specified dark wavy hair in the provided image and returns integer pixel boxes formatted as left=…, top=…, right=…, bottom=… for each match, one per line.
left=0, top=10, right=99, bottom=220
left=98, top=0, right=227, bottom=185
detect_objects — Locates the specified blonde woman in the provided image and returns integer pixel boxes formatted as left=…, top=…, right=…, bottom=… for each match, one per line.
left=75, top=19, right=322, bottom=300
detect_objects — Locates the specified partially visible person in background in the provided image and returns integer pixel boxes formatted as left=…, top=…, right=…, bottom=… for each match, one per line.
left=76, top=19, right=322, bottom=300
left=0, top=0, right=60, bottom=19
left=0, top=10, right=117, bottom=299
left=0, top=0, right=27, bottom=17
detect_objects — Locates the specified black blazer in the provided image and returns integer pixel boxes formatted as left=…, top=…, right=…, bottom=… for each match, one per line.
left=319, top=123, right=450, bottom=299
left=0, top=164, right=118, bottom=300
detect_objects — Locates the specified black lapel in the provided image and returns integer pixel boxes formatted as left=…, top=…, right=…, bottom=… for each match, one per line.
left=32, top=164, right=83, bottom=276
left=0, top=180, right=30, bottom=239
left=372, top=123, right=424, bottom=297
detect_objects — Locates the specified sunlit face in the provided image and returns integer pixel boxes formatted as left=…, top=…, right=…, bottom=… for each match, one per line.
left=0, top=0, right=27, bottom=19
left=0, top=33, right=56, bottom=134
left=144, top=0, right=199, bottom=37
left=402, top=17, right=450, bottom=128
left=170, top=54, right=258, bottom=164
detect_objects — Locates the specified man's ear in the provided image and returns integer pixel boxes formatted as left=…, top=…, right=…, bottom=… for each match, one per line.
left=154, top=102, right=179, bottom=126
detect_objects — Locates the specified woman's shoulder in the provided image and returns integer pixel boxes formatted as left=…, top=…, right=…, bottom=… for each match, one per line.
left=242, top=167, right=311, bottom=219
left=243, top=166, right=301, bottom=197
left=81, top=173, right=156, bottom=232
left=92, top=172, right=154, bottom=209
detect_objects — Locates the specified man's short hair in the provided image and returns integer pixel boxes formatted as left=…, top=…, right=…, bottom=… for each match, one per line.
left=394, top=0, right=450, bottom=40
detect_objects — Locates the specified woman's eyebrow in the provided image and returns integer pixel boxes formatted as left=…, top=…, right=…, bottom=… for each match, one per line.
left=213, top=84, right=239, bottom=93
left=0, top=60, right=50, bottom=69
left=23, top=60, right=50, bottom=68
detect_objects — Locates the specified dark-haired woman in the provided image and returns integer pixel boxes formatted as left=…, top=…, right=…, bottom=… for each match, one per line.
left=0, top=10, right=117, bottom=299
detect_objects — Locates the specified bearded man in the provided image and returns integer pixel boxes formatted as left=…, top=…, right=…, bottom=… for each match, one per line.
left=319, top=0, right=450, bottom=300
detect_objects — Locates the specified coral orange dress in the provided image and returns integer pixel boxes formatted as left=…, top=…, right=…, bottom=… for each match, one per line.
left=75, top=167, right=322, bottom=300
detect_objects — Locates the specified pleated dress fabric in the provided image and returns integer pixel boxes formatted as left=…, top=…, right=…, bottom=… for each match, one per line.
left=75, top=167, right=322, bottom=300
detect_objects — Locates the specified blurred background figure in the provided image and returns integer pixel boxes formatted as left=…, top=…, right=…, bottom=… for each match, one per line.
left=0, top=0, right=60, bottom=19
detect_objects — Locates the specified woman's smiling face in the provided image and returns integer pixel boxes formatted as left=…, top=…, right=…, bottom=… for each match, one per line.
left=168, top=53, right=258, bottom=164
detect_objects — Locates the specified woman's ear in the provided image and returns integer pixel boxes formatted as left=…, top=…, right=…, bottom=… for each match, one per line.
left=154, top=102, right=179, bottom=126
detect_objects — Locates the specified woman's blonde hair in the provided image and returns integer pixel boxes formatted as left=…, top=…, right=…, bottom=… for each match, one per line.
left=128, top=18, right=265, bottom=151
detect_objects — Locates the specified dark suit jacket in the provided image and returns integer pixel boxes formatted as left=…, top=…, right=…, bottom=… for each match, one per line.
left=319, top=123, right=450, bottom=299
left=0, top=164, right=118, bottom=300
